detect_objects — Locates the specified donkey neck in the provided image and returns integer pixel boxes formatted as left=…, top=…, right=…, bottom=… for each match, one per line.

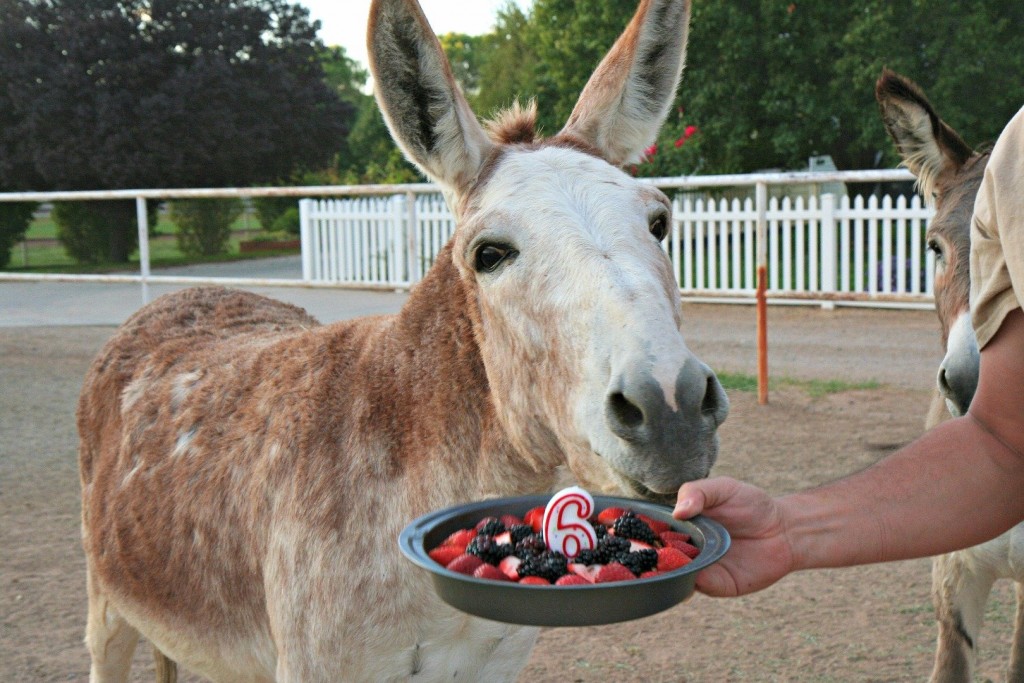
left=360, top=245, right=557, bottom=499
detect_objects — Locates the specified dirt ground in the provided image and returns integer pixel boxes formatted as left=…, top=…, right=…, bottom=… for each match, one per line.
left=1, top=303, right=1019, bottom=682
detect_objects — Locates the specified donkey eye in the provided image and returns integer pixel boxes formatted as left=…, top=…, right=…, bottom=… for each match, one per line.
left=927, top=239, right=944, bottom=259
left=649, top=213, right=669, bottom=241
left=474, top=244, right=516, bottom=273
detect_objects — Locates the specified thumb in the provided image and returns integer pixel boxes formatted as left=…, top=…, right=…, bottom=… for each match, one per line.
left=673, top=476, right=740, bottom=519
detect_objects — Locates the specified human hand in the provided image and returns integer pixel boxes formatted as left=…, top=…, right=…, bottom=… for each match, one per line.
left=674, top=477, right=796, bottom=597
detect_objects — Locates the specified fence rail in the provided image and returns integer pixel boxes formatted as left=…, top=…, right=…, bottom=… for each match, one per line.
left=0, top=169, right=932, bottom=308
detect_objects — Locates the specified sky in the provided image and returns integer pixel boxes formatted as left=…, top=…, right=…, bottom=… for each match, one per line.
left=300, top=0, right=534, bottom=73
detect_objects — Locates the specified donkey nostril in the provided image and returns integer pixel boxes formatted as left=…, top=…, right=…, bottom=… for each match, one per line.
left=701, top=374, right=729, bottom=426
left=609, top=392, right=644, bottom=429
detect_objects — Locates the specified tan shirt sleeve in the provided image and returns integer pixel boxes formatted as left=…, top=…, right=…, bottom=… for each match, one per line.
left=970, top=105, right=1024, bottom=350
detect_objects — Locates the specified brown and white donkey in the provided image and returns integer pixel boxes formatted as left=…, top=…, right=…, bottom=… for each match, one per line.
left=877, top=69, right=1024, bottom=683
left=77, top=1, right=727, bottom=680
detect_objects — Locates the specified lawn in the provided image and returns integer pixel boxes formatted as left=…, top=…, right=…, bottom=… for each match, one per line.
left=8, top=205, right=297, bottom=273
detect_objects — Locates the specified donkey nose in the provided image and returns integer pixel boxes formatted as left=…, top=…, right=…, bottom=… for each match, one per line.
left=606, top=361, right=729, bottom=443
left=937, top=363, right=977, bottom=417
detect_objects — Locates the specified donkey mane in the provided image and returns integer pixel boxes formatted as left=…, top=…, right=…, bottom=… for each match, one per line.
left=484, top=99, right=539, bottom=145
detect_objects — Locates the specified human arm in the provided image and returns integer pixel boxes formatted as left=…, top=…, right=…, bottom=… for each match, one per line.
left=675, top=307, right=1024, bottom=597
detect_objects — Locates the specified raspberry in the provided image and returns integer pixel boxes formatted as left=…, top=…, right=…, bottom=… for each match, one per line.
left=613, top=511, right=658, bottom=545
left=466, top=535, right=512, bottom=565
left=518, top=550, right=569, bottom=582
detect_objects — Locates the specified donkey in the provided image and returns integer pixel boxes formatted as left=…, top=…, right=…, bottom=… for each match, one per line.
left=77, top=1, right=727, bottom=681
left=876, top=69, right=1024, bottom=683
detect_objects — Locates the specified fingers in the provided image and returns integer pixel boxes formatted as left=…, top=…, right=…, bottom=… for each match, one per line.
left=673, top=476, right=740, bottom=519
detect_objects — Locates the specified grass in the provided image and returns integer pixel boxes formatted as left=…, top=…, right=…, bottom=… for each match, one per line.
left=717, top=371, right=881, bottom=396
left=8, top=207, right=295, bottom=273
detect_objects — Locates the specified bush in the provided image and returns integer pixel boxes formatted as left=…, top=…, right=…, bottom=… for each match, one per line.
left=0, top=202, right=37, bottom=269
left=170, top=198, right=243, bottom=257
left=270, top=207, right=301, bottom=235
left=53, top=201, right=146, bottom=264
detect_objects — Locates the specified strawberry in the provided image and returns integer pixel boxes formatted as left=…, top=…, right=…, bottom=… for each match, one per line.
left=554, top=574, right=590, bottom=586
left=568, top=563, right=601, bottom=583
left=523, top=506, right=545, bottom=532
left=498, top=555, right=522, bottom=580
left=473, top=563, right=511, bottom=581
left=499, top=514, right=523, bottom=528
left=494, top=531, right=513, bottom=546
left=445, top=553, right=484, bottom=575
left=638, top=514, right=671, bottom=534
left=628, top=539, right=656, bottom=552
left=660, top=530, right=692, bottom=545
left=441, top=528, right=476, bottom=549
left=597, top=507, right=626, bottom=526
left=520, top=576, right=552, bottom=586
left=656, top=547, right=692, bottom=572
left=675, top=541, right=700, bottom=559
left=428, top=545, right=464, bottom=567
left=639, top=570, right=662, bottom=579
left=594, top=562, right=635, bottom=584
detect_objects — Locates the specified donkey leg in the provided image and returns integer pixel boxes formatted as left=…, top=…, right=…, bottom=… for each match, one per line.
left=929, top=552, right=994, bottom=683
left=1006, top=582, right=1024, bottom=683
left=153, top=645, right=178, bottom=683
left=85, top=571, right=140, bottom=683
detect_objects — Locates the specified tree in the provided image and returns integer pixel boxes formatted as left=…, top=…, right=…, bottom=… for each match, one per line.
left=0, top=0, right=352, bottom=262
left=0, top=203, right=36, bottom=269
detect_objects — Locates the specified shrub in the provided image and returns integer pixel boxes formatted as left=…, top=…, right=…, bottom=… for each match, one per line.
left=53, top=201, right=145, bottom=264
left=270, top=207, right=301, bottom=236
left=0, top=202, right=37, bottom=269
left=170, top=198, right=243, bottom=257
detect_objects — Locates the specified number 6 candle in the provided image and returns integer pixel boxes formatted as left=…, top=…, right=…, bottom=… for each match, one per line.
left=542, top=486, right=597, bottom=558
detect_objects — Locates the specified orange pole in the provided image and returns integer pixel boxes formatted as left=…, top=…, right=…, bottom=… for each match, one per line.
left=756, top=265, right=768, bottom=405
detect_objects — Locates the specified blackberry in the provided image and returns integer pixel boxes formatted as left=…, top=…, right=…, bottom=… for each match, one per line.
left=466, top=534, right=511, bottom=565
left=574, top=548, right=600, bottom=565
left=476, top=517, right=506, bottom=537
left=592, top=523, right=608, bottom=539
left=508, top=524, right=534, bottom=544
left=619, top=549, right=658, bottom=576
left=612, top=510, right=658, bottom=545
left=598, top=534, right=631, bottom=557
left=518, top=550, right=569, bottom=582
left=513, top=533, right=547, bottom=559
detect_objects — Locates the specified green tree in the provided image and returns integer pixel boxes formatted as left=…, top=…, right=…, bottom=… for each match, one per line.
left=472, top=3, right=537, bottom=120
left=0, top=0, right=351, bottom=263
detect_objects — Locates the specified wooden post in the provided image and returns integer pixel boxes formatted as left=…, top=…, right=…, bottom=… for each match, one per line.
left=755, top=182, right=768, bottom=405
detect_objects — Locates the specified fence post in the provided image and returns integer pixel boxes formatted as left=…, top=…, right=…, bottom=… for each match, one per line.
left=135, top=196, right=150, bottom=304
left=299, top=198, right=313, bottom=282
left=820, top=193, right=836, bottom=310
left=406, top=190, right=420, bottom=285
left=755, top=181, right=768, bottom=405
left=390, top=194, right=407, bottom=290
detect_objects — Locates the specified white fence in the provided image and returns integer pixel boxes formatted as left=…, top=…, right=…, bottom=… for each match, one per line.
left=300, top=187, right=935, bottom=307
left=0, top=170, right=935, bottom=308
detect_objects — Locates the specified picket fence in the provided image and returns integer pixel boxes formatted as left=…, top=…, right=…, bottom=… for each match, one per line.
left=299, top=190, right=935, bottom=307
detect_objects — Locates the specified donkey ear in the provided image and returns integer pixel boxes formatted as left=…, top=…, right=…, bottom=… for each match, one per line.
left=367, top=0, right=493, bottom=199
left=559, top=0, right=690, bottom=166
left=875, top=68, right=974, bottom=201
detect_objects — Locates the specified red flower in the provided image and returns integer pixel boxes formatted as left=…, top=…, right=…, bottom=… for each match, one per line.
left=684, top=125, right=698, bottom=138
left=644, top=143, right=658, bottom=157
left=674, top=136, right=686, bottom=148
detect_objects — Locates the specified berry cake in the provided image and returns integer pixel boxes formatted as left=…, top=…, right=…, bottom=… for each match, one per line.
left=428, top=506, right=701, bottom=585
